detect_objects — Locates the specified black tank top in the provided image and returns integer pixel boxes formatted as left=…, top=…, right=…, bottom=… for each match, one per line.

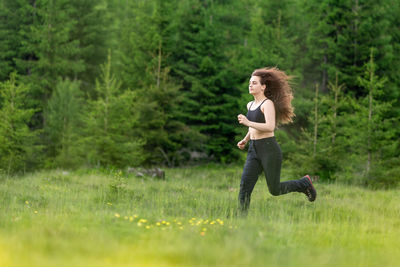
left=246, top=99, right=267, bottom=123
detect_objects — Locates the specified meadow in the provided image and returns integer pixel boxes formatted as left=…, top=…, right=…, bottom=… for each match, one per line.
left=0, top=165, right=399, bottom=267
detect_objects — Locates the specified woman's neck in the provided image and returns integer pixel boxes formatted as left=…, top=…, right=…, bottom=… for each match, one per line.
left=253, top=94, right=267, bottom=103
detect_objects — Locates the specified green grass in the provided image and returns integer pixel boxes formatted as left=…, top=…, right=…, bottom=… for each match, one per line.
left=0, top=165, right=399, bottom=267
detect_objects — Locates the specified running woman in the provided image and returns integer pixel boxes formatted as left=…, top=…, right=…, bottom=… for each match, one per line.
left=237, top=67, right=316, bottom=215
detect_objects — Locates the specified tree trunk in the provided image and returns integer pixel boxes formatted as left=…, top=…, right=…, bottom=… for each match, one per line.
left=314, top=83, right=319, bottom=157
left=367, top=69, right=373, bottom=175
left=157, top=39, right=162, bottom=89
left=353, top=0, right=359, bottom=67
left=366, top=49, right=374, bottom=175
left=322, top=54, right=327, bottom=92
left=332, top=72, right=342, bottom=145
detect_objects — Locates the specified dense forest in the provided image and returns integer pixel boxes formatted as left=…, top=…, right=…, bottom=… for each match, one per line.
left=0, top=0, right=399, bottom=187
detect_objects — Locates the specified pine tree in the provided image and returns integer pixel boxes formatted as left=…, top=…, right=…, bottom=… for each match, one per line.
left=356, top=48, right=399, bottom=186
left=314, top=73, right=346, bottom=180
left=302, top=0, right=397, bottom=98
left=115, top=0, right=187, bottom=165
left=44, top=78, right=85, bottom=168
left=336, top=0, right=395, bottom=97
left=0, top=0, right=15, bottom=81
left=84, top=52, right=145, bottom=167
left=0, top=73, right=40, bottom=174
left=302, top=0, right=348, bottom=92
left=0, top=0, right=84, bottom=131
left=313, top=83, right=319, bottom=157
left=68, top=0, right=109, bottom=89
left=244, top=0, right=299, bottom=71
left=27, top=0, right=84, bottom=100
left=3, top=0, right=109, bottom=127
left=329, top=73, right=345, bottom=145
left=0, top=0, right=39, bottom=82
left=168, top=0, right=242, bottom=162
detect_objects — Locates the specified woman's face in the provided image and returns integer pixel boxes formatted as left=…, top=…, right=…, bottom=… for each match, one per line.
left=249, top=76, right=265, bottom=95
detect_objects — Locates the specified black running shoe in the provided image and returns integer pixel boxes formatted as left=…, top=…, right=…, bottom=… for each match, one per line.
left=303, top=175, right=317, bottom=202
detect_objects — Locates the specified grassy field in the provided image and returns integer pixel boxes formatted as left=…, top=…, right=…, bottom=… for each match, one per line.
left=0, top=165, right=399, bottom=267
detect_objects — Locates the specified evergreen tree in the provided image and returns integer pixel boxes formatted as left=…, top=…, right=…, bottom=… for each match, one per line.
left=336, top=0, right=395, bottom=98
left=1, top=0, right=109, bottom=126
left=0, top=0, right=84, bottom=130
left=115, top=0, right=187, bottom=165
left=84, top=52, right=144, bottom=167
left=313, top=74, right=346, bottom=180
left=356, top=48, right=399, bottom=187
left=44, top=78, right=85, bottom=168
left=302, top=0, right=397, bottom=97
left=302, top=0, right=347, bottom=92
left=68, top=0, right=109, bottom=90
left=379, top=0, right=400, bottom=117
left=295, top=48, right=400, bottom=185
left=169, top=0, right=242, bottom=162
left=27, top=0, right=84, bottom=100
left=0, top=73, right=40, bottom=174
left=0, top=0, right=34, bottom=80
left=241, top=0, right=299, bottom=71
left=230, top=0, right=302, bottom=160
left=0, top=0, right=16, bottom=81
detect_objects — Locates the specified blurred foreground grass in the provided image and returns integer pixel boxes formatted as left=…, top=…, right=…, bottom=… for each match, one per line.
left=0, top=165, right=399, bottom=267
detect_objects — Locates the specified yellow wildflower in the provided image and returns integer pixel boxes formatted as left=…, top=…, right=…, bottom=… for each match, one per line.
left=156, top=222, right=161, bottom=226
left=34, top=211, right=38, bottom=214
left=107, top=202, right=112, bottom=206
left=145, top=226, right=151, bottom=229
left=25, top=201, right=29, bottom=205
left=114, top=213, right=120, bottom=218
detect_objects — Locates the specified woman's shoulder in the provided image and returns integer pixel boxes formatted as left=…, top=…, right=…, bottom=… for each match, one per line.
left=246, top=101, right=253, bottom=110
left=261, top=99, right=275, bottom=111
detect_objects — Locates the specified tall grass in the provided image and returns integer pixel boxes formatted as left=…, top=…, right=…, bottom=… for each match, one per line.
left=0, top=165, right=399, bottom=266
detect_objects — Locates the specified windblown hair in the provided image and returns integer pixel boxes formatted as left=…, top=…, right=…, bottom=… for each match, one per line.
left=252, top=67, right=295, bottom=125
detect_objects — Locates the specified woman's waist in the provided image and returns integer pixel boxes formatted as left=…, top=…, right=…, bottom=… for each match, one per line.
left=249, top=130, right=274, bottom=140
left=249, top=136, right=275, bottom=142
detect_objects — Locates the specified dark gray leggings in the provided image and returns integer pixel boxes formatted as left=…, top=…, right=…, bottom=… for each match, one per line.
left=239, top=137, right=307, bottom=211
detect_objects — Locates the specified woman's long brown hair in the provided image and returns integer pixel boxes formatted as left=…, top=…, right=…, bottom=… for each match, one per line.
left=252, top=67, right=295, bottom=125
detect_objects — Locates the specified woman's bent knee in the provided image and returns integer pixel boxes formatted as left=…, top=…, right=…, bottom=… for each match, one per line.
left=269, top=188, right=280, bottom=196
